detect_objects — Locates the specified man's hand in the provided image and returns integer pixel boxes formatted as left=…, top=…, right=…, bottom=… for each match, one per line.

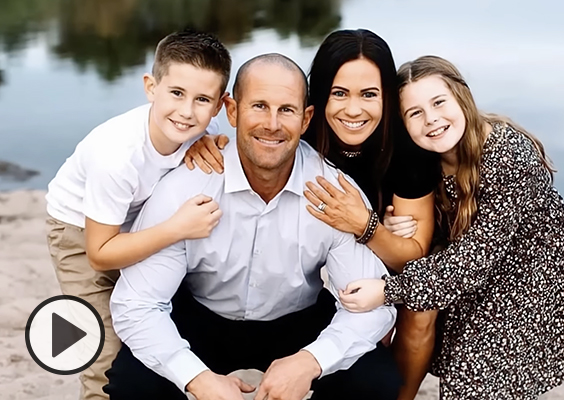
left=187, top=370, right=255, bottom=400
left=255, top=351, right=320, bottom=400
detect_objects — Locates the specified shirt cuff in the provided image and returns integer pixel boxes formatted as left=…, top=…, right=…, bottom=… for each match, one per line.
left=165, top=349, right=210, bottom=393
left=302, top=337, right=342, bottom=378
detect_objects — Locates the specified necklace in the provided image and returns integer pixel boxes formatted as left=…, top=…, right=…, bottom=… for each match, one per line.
left=340, top=150, right=362, bottom=158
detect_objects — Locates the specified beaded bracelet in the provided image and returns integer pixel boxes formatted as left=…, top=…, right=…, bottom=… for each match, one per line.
left=355, top=209, right=379, bottom=244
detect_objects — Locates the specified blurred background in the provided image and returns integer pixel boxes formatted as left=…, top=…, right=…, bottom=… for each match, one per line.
left=0, top=0, right=562, bottom=192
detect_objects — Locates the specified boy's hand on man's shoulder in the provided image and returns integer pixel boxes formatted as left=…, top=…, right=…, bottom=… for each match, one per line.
left=184, top=134, right=229, bottom=174
left=165, top=194, right=222, bottom=241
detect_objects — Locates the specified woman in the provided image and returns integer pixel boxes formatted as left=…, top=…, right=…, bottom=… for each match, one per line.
left=185, top=29, right=440, bottom=400
left=339, top=55, right=564, bottom=399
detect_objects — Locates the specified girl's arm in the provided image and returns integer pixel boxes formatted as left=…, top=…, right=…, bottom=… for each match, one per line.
left=381, top=131, right=543, bottom=311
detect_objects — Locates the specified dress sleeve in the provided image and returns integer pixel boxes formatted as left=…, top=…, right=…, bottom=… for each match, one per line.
left=384, top=130, right=543, bottom=311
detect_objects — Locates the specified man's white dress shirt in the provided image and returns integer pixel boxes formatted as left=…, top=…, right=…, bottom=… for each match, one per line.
left=111, top=140, right=396, bottom=392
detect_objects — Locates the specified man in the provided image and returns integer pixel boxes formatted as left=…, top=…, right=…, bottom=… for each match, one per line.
left=104, top=54, right=401, bottom=400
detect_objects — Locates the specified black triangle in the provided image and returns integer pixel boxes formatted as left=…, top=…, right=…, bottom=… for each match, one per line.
left=51, top=313, right=87, bottom=358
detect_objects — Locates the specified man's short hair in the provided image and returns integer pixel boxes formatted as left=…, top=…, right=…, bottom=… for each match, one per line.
left=152, top=29, right=231, bottom=93
left=232, top=53, right=308, bottom=107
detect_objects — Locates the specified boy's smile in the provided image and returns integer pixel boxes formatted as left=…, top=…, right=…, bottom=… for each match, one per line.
left=145, top=62, right=225, bottom=155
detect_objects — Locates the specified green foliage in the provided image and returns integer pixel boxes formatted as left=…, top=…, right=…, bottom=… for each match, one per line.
left=0, top=0, right=342, bottom=82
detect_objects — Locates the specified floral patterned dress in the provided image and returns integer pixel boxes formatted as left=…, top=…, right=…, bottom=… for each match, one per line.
left=384, top=123, right=564, bottom=399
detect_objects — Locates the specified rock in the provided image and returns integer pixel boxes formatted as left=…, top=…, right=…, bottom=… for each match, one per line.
left=0, top=161, right=39, bottom=182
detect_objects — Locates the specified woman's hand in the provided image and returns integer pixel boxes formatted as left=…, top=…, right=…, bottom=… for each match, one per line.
left=383, top=205, right=418, bottom=238
left=304, top=174, right=369, bottom=236
left=339, top=279, right=386, bottom=312
left=184, top=134, right=229, bottom=174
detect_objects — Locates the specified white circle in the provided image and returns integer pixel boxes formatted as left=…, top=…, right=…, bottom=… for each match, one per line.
left=28, top=298, right=102, bottom=371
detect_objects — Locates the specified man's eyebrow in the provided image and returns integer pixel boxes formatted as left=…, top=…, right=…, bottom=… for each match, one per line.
left=280, top=103, right=299, bottom=110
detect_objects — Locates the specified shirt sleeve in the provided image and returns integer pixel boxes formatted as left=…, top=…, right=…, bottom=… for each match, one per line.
left=302, top=231, right=396, bottom=376
left=386, top=134, right=440, bottom=200
left=384, top=130, right=542, bottom=310
left=83, top=156, right=139, bottom=226
left=110, top=176, right=208, bottom=392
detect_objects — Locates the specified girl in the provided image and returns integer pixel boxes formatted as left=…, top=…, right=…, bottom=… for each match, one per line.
left=340, top=55, right=564, bottom=399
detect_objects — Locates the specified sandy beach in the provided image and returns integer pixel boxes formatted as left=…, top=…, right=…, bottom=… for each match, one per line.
left=0, top=190, right=562, bottom=400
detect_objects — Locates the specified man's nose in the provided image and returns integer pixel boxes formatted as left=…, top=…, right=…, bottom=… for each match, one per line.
left=265, top=111, right=281, bottom=131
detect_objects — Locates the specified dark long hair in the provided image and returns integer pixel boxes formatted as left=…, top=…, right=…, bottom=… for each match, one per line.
left=303, top=29, right=400, bottom=213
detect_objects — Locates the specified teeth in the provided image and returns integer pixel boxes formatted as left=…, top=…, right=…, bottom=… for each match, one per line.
left=257, top=138, right=282, bottom=145
left=172, top=121, right=190, bottom=129
left=341, top=120, right=366, bottom=129
left=428, top=126, right=447, bottom=137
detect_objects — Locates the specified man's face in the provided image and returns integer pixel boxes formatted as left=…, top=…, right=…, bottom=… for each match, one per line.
left=225, top=62, right=313, bottom=172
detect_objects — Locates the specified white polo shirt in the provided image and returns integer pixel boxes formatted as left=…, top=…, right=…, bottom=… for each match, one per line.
left=46, top=103, right=219, bottom=231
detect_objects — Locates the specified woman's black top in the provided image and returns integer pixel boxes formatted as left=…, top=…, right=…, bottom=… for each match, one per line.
left=332, top=133, right=440, bottom=216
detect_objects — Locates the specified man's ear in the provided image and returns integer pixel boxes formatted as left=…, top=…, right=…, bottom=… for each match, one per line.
left=143, top=74, right=157, bottom=102
left=224, top=96, right=238, bottom=128
left=301, top=105, right=315, bottom=135
left=212, top=92, right=229, bottom=117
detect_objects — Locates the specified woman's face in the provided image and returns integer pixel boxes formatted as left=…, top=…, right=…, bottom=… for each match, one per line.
left=325, top=58, right=383, bottom=147
left=400, top=75, right=466, bottom=155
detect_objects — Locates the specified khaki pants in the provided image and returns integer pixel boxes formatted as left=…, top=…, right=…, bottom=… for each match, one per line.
left=46, top=217, right=121, bottom=400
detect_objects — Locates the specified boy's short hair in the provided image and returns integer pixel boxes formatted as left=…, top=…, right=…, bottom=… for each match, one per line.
left=152, top=29, right=231, bottom=93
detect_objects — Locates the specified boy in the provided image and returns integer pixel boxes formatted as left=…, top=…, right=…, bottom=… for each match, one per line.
left=45, top=29, right=231, bottom=400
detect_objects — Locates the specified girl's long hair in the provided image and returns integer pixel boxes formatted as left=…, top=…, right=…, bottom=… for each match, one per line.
left=397, top=55, right=555, bottom=240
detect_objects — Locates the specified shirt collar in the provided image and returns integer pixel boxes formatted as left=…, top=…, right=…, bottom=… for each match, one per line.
left=223, top=140, right=304, bottom=197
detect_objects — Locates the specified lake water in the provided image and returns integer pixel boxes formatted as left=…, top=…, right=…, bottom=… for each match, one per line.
left=0, top=0, right=563, bottom=192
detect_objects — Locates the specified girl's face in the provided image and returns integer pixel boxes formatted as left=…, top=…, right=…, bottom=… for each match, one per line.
left=400, top=75, right=466, bottom=155
left=325, top=58, right=383, bottom=148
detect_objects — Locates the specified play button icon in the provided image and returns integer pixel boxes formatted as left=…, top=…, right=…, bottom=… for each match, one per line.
left=25, top=295, right=104, bottom=375
left=52, top=312, right=87, bottom=357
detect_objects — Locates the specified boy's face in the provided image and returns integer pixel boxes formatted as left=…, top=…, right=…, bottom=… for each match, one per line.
left=144, top=62, right=226, bottom=154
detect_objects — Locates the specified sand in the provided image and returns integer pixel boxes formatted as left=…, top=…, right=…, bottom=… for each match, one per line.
left=0, top=190, right=561, bottom=399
